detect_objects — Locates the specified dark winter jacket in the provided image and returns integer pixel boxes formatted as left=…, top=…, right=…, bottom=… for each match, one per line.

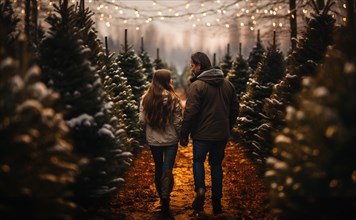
left=181, top=67, right=239, bottom=141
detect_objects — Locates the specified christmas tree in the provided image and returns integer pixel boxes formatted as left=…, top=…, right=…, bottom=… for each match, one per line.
left=73, top=1, right=135, bottom=154
left=0, top=2, right=77, bottom=218
left=101, top=38, right=142, bottom=152
left=116, top=29, right=148, bottom=103
left=139, top=37, right=154, bottom=83
left=248, top=29, right=265, bottom=71
left=234, top=31, right=285, bottom=166
left=152, top=48, right=169, bottom=70
left=265, top=10, right=356, bottom=219
left=219, top=43, right=233, bottom=77
left=38, top=1, right=131, bottom=205
left=262, top=0, right=336, bottom=158
left=0, top=0, right=20, bottom=59
left=227, top=42, right=252, bottom=102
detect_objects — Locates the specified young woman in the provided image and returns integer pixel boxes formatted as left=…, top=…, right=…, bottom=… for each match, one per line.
left=139, top=69, right=182, bottom=215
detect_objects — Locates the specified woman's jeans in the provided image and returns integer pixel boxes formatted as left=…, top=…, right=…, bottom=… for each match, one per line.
left=193, top=139, right=227, bottom=200
left=150, top=144, right=178, bottom=197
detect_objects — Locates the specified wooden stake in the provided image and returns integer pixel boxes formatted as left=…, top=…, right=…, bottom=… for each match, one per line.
left=105, top=36, right=109, bottom=57
left=124, top=29, right=128, bottom=53
left=239, top=42, right=242, bottom=57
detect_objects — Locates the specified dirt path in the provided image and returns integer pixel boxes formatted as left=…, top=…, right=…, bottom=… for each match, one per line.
left=109, top=142, right=270, bottom=219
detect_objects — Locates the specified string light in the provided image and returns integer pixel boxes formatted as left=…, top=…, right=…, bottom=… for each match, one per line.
left=10, top=0, right=348, bottom=35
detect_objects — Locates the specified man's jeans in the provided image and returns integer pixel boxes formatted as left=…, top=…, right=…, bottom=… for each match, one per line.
left=193, top=139, right=227, bottom=200
left=150, top=144, right=178, bottom=196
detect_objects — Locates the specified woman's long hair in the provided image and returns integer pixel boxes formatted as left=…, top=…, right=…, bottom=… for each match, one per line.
left=142, top=69, right=180, bottom=130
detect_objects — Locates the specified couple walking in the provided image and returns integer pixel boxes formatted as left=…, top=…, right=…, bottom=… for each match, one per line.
left=139, top=52, right=239, bottom=216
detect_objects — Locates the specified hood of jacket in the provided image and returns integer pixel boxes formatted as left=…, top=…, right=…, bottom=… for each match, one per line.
left=196, top=67, right=224, bottom=87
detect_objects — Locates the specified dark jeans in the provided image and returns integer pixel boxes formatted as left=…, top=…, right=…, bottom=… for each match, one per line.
left=150, top=144, right=178, bottom=196
left=193, top=139, right=227, bottom=200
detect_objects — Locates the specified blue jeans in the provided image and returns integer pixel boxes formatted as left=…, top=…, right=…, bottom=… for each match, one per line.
left=150, top=144, right=178, bottom=196
left=193, top=140, right=227, bottom=200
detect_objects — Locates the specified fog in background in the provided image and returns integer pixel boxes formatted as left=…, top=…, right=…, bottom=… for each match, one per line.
left=90, top=0, right=294, bottom=75
left=95, top=19, right=291, bottom=75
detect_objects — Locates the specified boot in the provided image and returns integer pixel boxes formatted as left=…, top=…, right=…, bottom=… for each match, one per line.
left=161, top=170, right=174, bottom=214
left=192, top=188, right=205, bottom=212
left=161, top=198, right=170, bottom=214
left=212, top=199, right=222, bottom=215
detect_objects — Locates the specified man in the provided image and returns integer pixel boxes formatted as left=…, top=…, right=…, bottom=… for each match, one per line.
left=180, top=52, right=239, bottom=214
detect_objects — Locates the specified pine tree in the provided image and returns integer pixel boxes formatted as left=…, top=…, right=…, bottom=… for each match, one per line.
left=227, top=42, right=252, bottom=102
left=248, top=29, right=265, bottom=71
left=139, top=37, right=154, bottom=82
left=38, top=1, right=130, bottom=205
left=219, top=43, right=233, bottom=77
left=0, top=3, right=77, bottom=218
left=265, top=16, right=356, bottom=219
left=262, top=0, right=336, bottom=158
left=72, top=1, right=136, bottom=201
left=114, top=30, right=145, bottom=145
left=101, top=38, right=142, bottom=152
left=182, top=64, right=192, bottom=90
left=168, top=64, right=179, bottom=87
left=73, top=1, right=135, bottom=154
left=116, top=29, right=148, bottom=103
left=0, top=0, right=20, bottom=59
left=24, top=0, right=44, bottom=55
left=234, top=31, right=285, bottom=166
left=153, top=48, right=169, bottom=70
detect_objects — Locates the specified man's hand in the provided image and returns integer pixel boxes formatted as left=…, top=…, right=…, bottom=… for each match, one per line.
left=180, top=138, right=189, bottom=147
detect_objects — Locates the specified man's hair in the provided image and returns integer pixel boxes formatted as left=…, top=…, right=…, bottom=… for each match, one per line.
left=191, top=52, right=212, bottom=71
